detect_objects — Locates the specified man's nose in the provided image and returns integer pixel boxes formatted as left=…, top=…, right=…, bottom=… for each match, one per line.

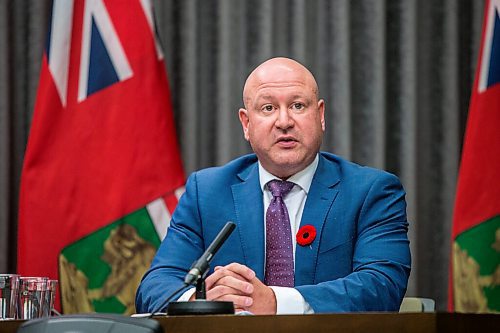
left=275, top=106, right=294, bottom=129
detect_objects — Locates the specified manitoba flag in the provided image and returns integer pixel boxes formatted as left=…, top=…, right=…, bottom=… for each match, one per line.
left=18, top=0, right=185, bottom=314
left=450, top=0, right=500, bottom=312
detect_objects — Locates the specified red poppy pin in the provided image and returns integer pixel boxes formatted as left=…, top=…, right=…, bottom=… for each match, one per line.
left=296, top=225, right=317, bottom=246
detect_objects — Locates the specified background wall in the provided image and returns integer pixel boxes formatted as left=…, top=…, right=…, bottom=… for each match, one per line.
left=0, top=0, right=486, bottom=310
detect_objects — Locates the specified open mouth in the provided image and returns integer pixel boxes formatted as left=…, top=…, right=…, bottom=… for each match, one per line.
left=277, top=136, right=297, bottom=143
left=276, top=137, right=298, bottom=146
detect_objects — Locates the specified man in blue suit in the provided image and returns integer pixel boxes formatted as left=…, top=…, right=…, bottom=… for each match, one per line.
left=135, top=57, right=411, bottom=314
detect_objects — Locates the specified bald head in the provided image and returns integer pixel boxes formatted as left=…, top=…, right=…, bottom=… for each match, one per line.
left=238, top=57, right=325, bottom=178
left=242, top=57, right=319, bottom=108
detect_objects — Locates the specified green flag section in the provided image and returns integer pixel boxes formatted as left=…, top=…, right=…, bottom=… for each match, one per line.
left=59, top=205, right=161, bottom=315
left=453, top=216, right=500, bottom=312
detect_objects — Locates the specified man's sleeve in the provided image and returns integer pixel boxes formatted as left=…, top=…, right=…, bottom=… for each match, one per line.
left=271, top=287, right=314, bottom=314
left=135, top=172, right=204, bottom=313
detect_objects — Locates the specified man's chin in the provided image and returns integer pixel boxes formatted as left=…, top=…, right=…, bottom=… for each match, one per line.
left=267, top=158, right=308, bottom=177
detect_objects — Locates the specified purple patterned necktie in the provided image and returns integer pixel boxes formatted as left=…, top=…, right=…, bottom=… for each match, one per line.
left=264, top=179, right=295, bottom=287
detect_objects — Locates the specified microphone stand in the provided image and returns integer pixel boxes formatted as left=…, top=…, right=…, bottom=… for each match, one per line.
left=195, top=279, right=206, bottom=299
left=166, top=270, right=234, bottom=315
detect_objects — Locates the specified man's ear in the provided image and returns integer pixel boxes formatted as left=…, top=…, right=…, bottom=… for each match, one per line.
left=318, top=99, right=326, bottom=131
left=239, top=108, right=250, bottom=141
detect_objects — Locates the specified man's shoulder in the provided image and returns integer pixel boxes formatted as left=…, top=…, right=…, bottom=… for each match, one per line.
left=319, top=151, right=400, bottom=182
left=194, top=153, right=258, bottom=183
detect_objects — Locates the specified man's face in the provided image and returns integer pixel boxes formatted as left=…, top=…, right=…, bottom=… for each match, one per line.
left=239, top=60, right=325, bottom=179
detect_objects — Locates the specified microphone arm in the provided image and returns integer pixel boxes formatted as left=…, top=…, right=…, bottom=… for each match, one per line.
left=184, top=221, right=236, bottom=285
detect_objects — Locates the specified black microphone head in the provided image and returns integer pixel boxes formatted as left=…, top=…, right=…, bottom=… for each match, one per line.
left=184, top=221, right=236, bottom=286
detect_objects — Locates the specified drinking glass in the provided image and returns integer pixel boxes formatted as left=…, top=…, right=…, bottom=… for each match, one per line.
left=0, top=274, right=19, bottom=320
left=17, top=277, right=48, bottom=320
left=43, top=279, right=58, bottom=317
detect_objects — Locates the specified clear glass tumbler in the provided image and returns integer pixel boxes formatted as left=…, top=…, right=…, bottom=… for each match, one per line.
left=17, top=277, right=48, bottom=320
left=43, top=279, right=58, bottom=317
left=0, top=274, right=19, bottom=320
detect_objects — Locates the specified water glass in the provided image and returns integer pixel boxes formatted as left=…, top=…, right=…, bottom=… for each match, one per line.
left=0, top=274, right=19, bottom=320
left=43, top=279, right=58, bottom=317
left=17, top=277, right=48, bottom=320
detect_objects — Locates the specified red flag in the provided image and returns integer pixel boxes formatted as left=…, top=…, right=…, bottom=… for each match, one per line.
left=449, top=0, right=500, bottom=312
left=18, top=0, right=184, bottom=313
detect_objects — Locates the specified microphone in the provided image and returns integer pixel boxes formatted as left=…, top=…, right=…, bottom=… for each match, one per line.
left=149, top=221, right=236, bottom=316
left=184, top=221, right=236, bottom=285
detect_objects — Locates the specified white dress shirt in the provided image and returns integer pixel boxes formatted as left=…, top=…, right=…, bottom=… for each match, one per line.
left=259, top=155, right=318, bottom=314
left=178, top=155, right=319, bottom=314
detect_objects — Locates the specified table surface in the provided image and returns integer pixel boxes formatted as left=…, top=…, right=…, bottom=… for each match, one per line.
left=2, top=312, right=499, bottom=333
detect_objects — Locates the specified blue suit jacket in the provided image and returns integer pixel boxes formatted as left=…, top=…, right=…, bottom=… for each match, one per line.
left=135, top=152, right=411, bottom=313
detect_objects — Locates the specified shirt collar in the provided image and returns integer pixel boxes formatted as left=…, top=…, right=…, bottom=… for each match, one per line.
left=258, top=154, right=319, bottom=194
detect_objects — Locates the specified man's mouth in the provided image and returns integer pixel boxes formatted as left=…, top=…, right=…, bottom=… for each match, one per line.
left=277, top=136, right=297, bottom=142
left=276, top=136, right=298, bottom=147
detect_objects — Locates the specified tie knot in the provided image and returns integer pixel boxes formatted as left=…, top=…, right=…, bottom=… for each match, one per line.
left=267, top=179, right=294, bottom=198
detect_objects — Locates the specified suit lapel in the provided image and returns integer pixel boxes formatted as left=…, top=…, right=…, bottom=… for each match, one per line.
left=231, top=163, right=265, bottom=280
left=295, top=154, right=340, bottom=286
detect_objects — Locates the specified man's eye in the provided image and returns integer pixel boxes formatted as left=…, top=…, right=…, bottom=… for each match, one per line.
left=262, top=105, right=274, bottom=112
left=292, top=103, right=304, bottom=110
